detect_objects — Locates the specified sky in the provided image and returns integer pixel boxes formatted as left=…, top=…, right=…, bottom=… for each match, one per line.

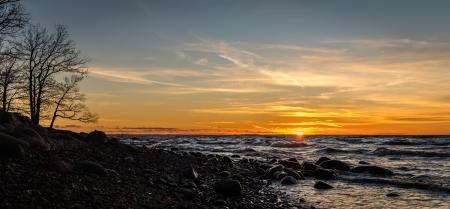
left=21, top=0, right=450, bottom=135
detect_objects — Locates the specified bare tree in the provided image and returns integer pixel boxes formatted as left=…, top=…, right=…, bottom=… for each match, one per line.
left=49, top=73, right=97, bottom=129
left=0, top=0, right=28, bottom=36
left=13, top=24, right=89, bottom=124
left=0, top=52, right=21, bottom=111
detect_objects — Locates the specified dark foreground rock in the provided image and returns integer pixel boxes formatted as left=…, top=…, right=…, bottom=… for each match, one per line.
left=314, top=181, right=334, bottom=189
left=213, top=179, right=242, bottom=196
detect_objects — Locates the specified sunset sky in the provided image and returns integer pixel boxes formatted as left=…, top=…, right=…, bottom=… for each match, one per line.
left=22, top=0, right=450, bottom=135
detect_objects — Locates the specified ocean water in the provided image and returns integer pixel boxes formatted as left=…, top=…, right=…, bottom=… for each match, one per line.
left=118, top=135, right=450, bottom=209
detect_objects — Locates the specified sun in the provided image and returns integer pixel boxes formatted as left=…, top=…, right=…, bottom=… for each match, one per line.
left=296, top=131, right=304, bottom=137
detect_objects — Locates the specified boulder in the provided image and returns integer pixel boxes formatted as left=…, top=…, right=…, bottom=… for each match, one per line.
left=350, top=165, right=394, bottom=176
left=13, top=127, right=49, bottom=151
left=74, top=160, right=108, bottom=176
left=279, top=160, right=302, bottom=170
left=315, top=157, right=331, bottom=165
left=49, top=160, right=73, bottom=173
left=0, top=132, right=27, bottom=158
left=266, top=165, right=284, bottom=175
left=280, top=176, right=298, bottom=185
left=273, top=171, right=287, bottom=180
left=86, top=130, right=108, bottom=144
left=284, top=168, right=303, bottom=180
left=213, top=179, right=242, bottom=196
left=219, top=171, right=231, bottom=177
left=314, top=181, right=334, bottom=189
left=319, top=160, right=351, bottom=171
left=221, top=156, right=233, bottom=164
left=302, top=161, right=319, bottom=171
left=313, top=168, right=336, bottom=180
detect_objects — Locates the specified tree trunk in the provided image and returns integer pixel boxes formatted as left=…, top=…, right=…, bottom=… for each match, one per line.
left=2, top=82, right=7, bottom=111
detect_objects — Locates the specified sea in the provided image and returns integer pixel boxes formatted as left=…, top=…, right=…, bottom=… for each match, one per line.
left=117, top=134, right=450, bottom=209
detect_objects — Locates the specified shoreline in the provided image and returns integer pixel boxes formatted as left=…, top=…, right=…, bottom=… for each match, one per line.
left=0, top=112, right=313, bottom=209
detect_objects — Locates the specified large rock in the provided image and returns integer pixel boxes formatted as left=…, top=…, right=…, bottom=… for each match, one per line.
left=313, top=168, right=336, bottom=180
left=284, top=168, right=303, bottom=180
left=11, top=127, right=49, bottom=151
left=213, top=179, right=242, bottom=196
left=86, top=130, right=108, bottom=144
left=350, top=165, right=394, bottom=176
left=315, top=157, right=331, bottom=165
left=273, top=171, right=287, bottom=180
left=50, top=160, right=73, bottom=173
left=319, top=160, right=351, bottom=171
left=279, top=160, right=302, bottom=170
left=314, top=181, right=334, bottom=189
left=266, top=165, right=284, bottom=175
left=280, top=176, right=298, bottom=185
left=74, top=160, right=108, bottom=176
left=302, top=161, right=319, bottom=171
left=0, top=133, right=26, bottom=158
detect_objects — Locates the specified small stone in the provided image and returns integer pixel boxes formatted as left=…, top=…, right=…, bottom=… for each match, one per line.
left=386, top=192, right=400, bottom=197
left=314, top=181, right=334, bottom=189
left=213, top=179, right=242, bottom=196
left=358, top=161, right=370, bottom=165
left=220, top=171, right=231, bottom=177
left=280, top=176, right=298, bottom=185
left=74, top=160, right=108, bottom=176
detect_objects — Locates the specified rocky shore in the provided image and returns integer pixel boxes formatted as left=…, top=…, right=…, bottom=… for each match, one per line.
left=0, top=112, right=313, bottom=209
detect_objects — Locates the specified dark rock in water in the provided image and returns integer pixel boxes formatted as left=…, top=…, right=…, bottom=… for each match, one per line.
left=386, top=192, right=400, bottom=197
left=351, top=165, right=394, bottom=176
left=280, top=176, right=298, bottom=185
left=313, top=168, right=336, bottom=180
left=302, top=161, right=319, bottom=171
left=315, top=157, right=331, bottom=165
left=266, top=165, right=284, bottom=175
left=314, top=181, right=334, bottom=189
left=86, top=130, right=108, bottom=144
left=383, top=140, right=418, bottom=145
left=358, top=161, right=370, bottom=165
left=319, top=160, right=351, bottom=171
left=221, top=156, right=233, bottom=164
left=213, top=179, right=242, bottom=196
left=324, top=147, right=348, bottom=153
left=74, top=160, right=108, bottom=176
left=273, top=171, right=287, bottom=180
left=0, top=132, right=26, bottom=158
left=284, top=168, right=303, bottom=180
left=231, top=154, right=240, bottom=158
left=184, top=165, right=199, bottom=179
left=288, top=157, right=298, bottom=162
left=279, top=160, right=302, bottom=170
left=49, top=160, right=73, bottom=173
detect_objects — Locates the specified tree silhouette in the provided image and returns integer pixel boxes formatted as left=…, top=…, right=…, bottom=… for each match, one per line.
left=49, top=73, right=98, bottom=128
left=13, top=24, right=89, bottom=124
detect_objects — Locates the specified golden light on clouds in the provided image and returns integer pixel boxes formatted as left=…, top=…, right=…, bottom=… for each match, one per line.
left=48, top=38, right=450, bottom=135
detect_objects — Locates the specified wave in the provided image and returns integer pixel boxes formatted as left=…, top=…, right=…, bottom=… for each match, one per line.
left=373, top=147, right=450, bottom=157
